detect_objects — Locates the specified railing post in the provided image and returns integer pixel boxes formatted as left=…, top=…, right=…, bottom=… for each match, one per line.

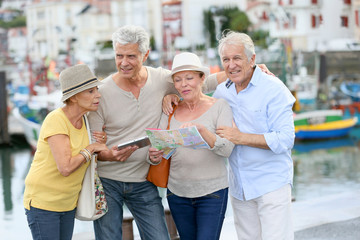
left=165, top=209, right=179, bottom=240
left=121, top=209, right=179, bottom=240
left=122, top=216, right=134, bottom=240
left=0, top=71, right=10, bottom=145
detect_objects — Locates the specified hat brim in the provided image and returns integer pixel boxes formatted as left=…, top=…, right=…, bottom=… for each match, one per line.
left=171, top=66, right=210, bottom=79
left=61, top=80, right=103, bottom=102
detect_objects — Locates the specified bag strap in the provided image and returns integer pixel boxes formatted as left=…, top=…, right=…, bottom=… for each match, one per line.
left=83, top=115, right=92, bottom=144
left=83, top=115, right=97, bottom=162
left=166, top=104, right=177, bottom=130
left=165, top=105, right=177, bottom=161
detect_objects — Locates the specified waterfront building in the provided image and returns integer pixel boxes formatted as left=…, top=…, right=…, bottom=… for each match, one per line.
left=265, top=0, right=360, bottom=52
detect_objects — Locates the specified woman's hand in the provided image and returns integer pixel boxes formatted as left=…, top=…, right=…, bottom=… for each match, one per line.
left=93, top=125, right=107, bottom=143
left=148, top=147, right=164, bottom=164
left=162, top=94, right=180, bottom=115
left=179, top=122, right=215, bottom=148
left=88, top=142, right=108, bottom=153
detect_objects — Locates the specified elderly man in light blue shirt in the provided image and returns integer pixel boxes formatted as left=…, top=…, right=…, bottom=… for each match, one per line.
left=214, top=31, right=296, bottom=240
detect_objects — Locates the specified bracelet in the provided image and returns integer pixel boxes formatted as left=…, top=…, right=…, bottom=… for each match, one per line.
left=79, top=148, right=92, bottom=162
left=79, top=150, right=89, bottom=162
left=82, top=148, right=92, bottom=158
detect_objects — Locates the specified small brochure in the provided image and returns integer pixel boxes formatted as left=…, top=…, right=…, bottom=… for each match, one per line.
left=145, top=126, right=210, bottom=159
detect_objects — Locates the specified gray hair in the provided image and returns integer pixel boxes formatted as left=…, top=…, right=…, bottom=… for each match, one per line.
left=112, top=25, right=150, bottom=55
left=218, top=31, right=255, bottom=62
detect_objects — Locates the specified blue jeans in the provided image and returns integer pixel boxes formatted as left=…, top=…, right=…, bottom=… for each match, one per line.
left=94, top=178, right=170, bottom=240
left=25, top=206, right=76, bottom=240
left=167, top=188, right=228, bottom=240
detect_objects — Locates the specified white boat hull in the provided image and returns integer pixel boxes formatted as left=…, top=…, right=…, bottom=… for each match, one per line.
left=12, top=108, right=41, bottom=150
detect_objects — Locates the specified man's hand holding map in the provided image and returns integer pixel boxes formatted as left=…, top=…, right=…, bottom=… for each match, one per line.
left=145, top=126, right=210, bottom=159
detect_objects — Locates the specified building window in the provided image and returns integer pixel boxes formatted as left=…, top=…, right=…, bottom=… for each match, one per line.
left=341, top=16, right=349, bottom=27
left=289, top=0, right=293, bottom=4
left=262, top=11, right=269, bottom=20
left=284, top=22, right=289, bottom=29
left=311, top=14, right=322, bottom=28
left=279, top=0, right=283, bottom=6
left=37, top=11, right=44, bottom=19
left=356, top=10, right=359, bottom=27
left=292, top=16, right=296, bottom=29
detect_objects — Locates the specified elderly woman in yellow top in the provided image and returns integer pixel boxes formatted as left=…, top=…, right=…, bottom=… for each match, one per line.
left=23, top=64, right=109, bottom=240
left=149, top=52, right=235, bottom=240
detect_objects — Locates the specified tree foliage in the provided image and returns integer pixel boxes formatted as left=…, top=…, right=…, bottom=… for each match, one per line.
left=249, top=29, right=270, bottom=49
left=221, top=6, right=251, bottom=34
left=0, top=15, right=26, bottom=29
left=203, top=6, right=251, bottom=47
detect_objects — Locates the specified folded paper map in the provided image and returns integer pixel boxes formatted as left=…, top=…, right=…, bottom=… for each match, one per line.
left=145, top=126, right=210, bottom=159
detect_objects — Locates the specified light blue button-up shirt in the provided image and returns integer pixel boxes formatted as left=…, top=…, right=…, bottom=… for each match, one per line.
left=213, top=66, right=296, bottom=201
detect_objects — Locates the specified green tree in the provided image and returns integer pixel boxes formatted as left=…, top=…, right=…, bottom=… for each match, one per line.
left=222, top=6, right=251, bottom=34
left=0, top=15, right=26, bottom=29
left=249, top=30, right=270, bottom=49
left=203, top=9, right=216, bottom=48
left=203, top=6, right=272, bottom=49
left=203, top=6, right=251, bottom=48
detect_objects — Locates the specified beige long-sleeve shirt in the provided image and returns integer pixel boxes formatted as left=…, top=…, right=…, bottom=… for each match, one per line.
left=159, top=98, right=234, bottom=198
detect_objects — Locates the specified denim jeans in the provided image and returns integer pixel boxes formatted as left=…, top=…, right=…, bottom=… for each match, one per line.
left=93, top=178, right=170, bottom=240
left=167, top=188, right=228, bottom=240
left=25, top=206, right=76, bottom=240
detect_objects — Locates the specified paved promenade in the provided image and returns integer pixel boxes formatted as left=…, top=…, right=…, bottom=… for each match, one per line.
left=293, top=190, right=360, bottom=240
left=73, top=190, right=360, bottom=240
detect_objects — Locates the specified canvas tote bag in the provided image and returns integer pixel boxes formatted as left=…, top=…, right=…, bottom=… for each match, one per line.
left=75, top=115, right=108, bottom=221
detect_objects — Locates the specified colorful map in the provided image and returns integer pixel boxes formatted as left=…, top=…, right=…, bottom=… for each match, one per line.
left=145, top=126, right=210, bottom=159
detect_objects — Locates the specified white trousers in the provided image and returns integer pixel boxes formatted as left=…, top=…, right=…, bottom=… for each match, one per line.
left=231, top=184, right=294, bottom=240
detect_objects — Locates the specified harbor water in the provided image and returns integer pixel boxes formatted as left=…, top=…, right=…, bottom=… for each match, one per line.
left=1, top=129, right=360, bottom=239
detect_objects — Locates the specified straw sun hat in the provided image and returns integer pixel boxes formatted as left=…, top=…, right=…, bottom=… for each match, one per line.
left=171, top=52, right=210, bottom=78
left=59, top=64, right=102, bottom=102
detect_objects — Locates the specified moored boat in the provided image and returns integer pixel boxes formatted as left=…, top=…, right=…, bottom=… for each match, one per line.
left=12, top=107, right=41, bottom=151
left=340, top=82, right=360, bottom=102
left=295, top=117, right=358, bottom=140
left=294, top=109, right=358, bottom=140
left=11, top=89, right=62, bottom=150
left=294, top=109, right=343, bottom=126
left=332, top=102, right=360, bottom=125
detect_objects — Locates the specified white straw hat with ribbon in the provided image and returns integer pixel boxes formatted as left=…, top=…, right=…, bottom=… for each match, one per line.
left=171, top=52, right=210, bottom=78
left=59, top=64, right=102, bottom=102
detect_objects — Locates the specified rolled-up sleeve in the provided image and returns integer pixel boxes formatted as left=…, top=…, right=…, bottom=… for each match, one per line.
left=264, top=86, right=295, bottom=154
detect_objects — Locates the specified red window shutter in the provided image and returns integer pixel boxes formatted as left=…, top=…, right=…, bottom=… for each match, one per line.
left=356, top=10, right=359, bottom=26
left=262, top=11, right=268, bottom=20
left=311, top=0, right=318, bottom=4
left=311, top=15, right=316, bottom=28
left=341, top=16, right=349, bottom=27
